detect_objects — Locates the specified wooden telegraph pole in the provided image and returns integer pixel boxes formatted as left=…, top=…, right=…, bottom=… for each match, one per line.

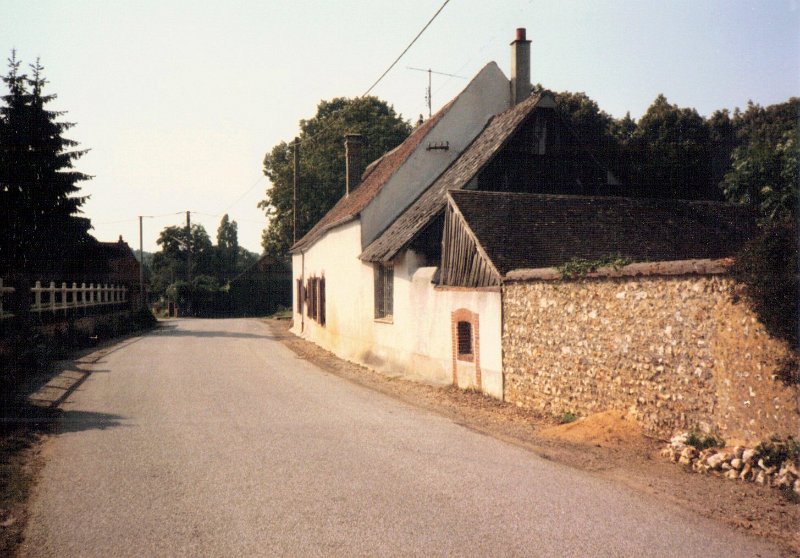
left=293, top=137, right=300, bottom=245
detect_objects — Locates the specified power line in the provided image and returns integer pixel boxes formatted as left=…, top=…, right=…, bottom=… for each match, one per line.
left=362, top=0, right=451, bottom=97
left=295, top=0, right=452, bottom=150
left=221, top=174, right=265, bottom=214
left=94, top=211, right=184, bottom=225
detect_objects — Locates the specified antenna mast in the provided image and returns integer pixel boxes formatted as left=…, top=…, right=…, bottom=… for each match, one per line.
left=407, top=67, right=466, bottom=119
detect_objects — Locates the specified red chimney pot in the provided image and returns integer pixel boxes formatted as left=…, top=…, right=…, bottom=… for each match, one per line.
left=516, top=28, right=526, bottom=41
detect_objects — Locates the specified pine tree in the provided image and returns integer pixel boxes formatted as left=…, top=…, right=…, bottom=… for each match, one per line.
left=0, top=52, right=93, bottom=274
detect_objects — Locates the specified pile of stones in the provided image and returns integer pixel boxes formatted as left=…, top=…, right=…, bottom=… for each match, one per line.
left=662, top=432, right=800, bottom=496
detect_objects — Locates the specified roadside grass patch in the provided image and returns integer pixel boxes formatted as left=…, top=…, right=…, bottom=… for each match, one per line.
left=559, top=411, right=578, bottom=424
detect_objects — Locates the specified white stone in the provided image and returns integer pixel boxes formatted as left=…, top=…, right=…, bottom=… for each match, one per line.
left=742, top=449, right=756, bottom=464
left=730, top=458, right=743, bottom=470
left=707, top=453, right=726, bottom=470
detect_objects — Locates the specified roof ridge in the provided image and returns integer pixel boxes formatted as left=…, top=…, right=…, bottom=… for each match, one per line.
left=291, top=96, right=459, bottom=253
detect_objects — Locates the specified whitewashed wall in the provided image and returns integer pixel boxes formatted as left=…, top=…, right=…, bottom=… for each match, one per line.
left=293, top=231, right=502, bottom=399
left=359, top=62, right=510, bottom=248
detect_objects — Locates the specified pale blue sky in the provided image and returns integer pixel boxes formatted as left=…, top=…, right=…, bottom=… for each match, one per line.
left=1, top=0, right=798, bottom=252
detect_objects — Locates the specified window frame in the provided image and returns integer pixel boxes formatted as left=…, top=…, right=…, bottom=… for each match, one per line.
left=456, top=320, right=473, bottom=361
left=374, top=262, right=394, bottom=322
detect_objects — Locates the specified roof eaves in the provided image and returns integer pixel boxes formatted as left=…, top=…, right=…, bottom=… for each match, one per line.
left=290, top=213, right=359, bottom=254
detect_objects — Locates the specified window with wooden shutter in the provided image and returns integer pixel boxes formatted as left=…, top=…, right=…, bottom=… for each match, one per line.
left=319, top=276, right=326, bottom=326
left=296, top=279, right=303, bottom=314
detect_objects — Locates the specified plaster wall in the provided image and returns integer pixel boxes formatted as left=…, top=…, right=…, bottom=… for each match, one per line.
left=359, top=62, right=510, bottom=248
left=503, top=274, right=799, bottom=444
left=292, top=229, right=502, bottom=398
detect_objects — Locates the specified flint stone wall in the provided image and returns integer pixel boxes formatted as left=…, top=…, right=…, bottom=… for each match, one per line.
left=502, top=270, right=799, bottom=444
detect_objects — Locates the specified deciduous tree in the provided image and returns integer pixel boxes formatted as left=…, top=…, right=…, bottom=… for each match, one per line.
left=258, top=96, right=411, bottom=256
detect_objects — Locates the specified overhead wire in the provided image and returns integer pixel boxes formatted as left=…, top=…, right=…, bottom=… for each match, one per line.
left=361, top=0, right=451, bottom=97
left=292, top=0, right=452, bottom=150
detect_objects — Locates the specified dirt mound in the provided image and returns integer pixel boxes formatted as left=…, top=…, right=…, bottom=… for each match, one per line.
left=539, top=410, right=644, bottom=448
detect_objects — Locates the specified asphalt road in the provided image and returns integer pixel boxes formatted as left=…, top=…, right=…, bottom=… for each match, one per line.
left=21, top=318, right=779, bottom=557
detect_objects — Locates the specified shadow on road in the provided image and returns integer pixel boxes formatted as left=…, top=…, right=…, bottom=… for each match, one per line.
left=150, top=322, right=279, bottom=340
left=56, top=409, right=128, bottom=434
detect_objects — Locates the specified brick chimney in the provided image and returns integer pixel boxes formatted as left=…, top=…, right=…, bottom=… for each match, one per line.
left=345, top=133, right=363, bottom=195
left=510, top=27, right=532, bottom=105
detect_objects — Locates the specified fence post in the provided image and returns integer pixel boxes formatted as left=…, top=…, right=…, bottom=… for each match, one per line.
left=33, top=281, right=42, bottom=313
left=49, top=281, right=56, bottom=314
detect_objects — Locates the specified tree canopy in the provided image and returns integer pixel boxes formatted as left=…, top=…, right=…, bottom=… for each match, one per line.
left=0, top=52, right=92, bottom=274
left=149, top=215, right=258, bottom=307
left=258, top=96, right=412, bottom=256
left=547, top=87, right=798, bottom=208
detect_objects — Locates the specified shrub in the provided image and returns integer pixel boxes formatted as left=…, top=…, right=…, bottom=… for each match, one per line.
left=685, top=430, right=724, bottom=450
left=731, top=220, right=799, bottom=357
left=754, top=436, right=800, bottom=468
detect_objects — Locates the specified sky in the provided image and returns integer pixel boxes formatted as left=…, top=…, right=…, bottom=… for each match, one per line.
left=1, top=0, right=798, bottom=253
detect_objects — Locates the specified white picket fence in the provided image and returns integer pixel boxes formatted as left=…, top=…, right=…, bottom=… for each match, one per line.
left=0, top=278, right=14, bottom=319
left=0, top=279, right=128, bottom=320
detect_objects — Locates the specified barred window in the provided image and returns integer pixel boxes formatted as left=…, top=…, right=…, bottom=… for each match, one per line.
left=374, top=263, right=393, bottom=320
left=457, top=321, right=472, bottom=358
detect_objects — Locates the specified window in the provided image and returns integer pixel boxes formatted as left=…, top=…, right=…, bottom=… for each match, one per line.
left=296, top=279, right=304, bottom=314
left=304, top=276, right=325, bottom=326
left=374, top=263, right=393, bottom=320
left=457, top=321, right=472, bottom=359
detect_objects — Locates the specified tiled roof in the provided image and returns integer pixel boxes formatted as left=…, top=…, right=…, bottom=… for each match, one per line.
left=448, top=190, right=756, bottom=275
left=290, top=98, right=454, bottom=253
left=359, top=93, right=546, bottom=262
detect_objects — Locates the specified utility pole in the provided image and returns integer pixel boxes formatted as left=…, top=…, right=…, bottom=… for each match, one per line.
left=186, top=210, right=191, bottom=284
left=293, top=137, right=300, bottom=245
left=139, top=215, right=144, bottom=309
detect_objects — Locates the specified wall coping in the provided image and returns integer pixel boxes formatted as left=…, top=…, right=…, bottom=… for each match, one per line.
left=504, top=258, right=733, bottom=282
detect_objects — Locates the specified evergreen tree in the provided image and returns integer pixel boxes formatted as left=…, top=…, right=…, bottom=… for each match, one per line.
left=0, top=52, right=92, bottom=274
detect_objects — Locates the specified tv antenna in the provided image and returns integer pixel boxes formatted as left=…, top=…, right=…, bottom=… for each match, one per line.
left=407, top=67, right=466, bottom=118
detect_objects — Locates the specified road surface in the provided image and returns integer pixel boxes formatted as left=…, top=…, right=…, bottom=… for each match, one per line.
left=21, top=318, right=779, bottom=557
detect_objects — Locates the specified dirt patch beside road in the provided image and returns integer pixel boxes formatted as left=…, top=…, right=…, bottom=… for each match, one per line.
left=265, top=318, right=799, bottom=556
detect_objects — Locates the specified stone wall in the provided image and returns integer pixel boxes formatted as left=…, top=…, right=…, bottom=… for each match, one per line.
left=502, top=268, right=799, bottom=444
